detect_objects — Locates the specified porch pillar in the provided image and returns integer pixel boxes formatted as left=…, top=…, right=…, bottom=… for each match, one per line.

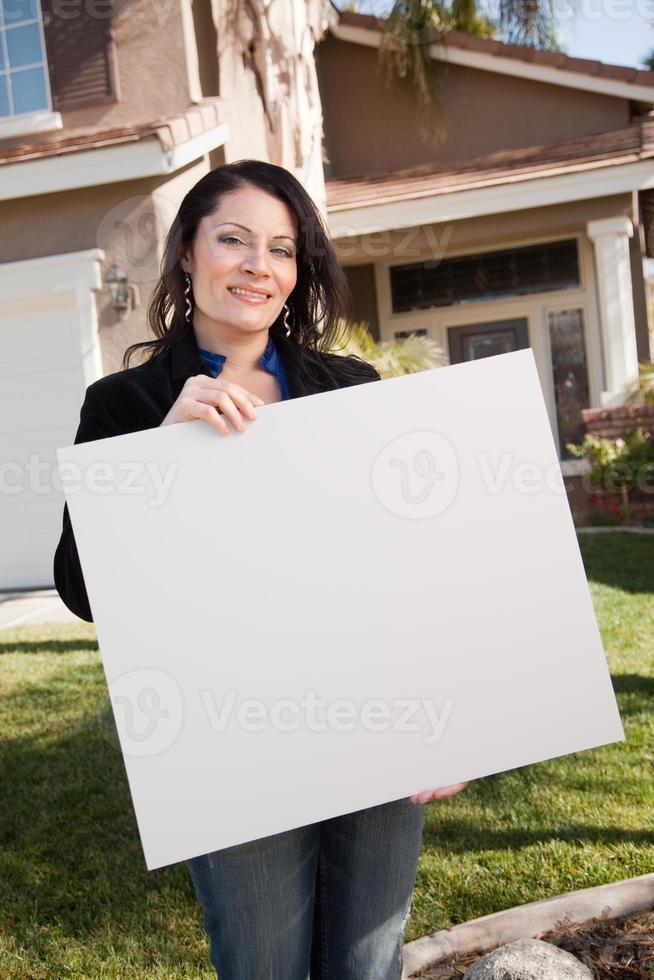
left=586, top=215, right=640, bottom=408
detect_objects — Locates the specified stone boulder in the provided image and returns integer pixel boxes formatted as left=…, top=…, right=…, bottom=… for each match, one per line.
left=464, top=937, right=593, bottom=979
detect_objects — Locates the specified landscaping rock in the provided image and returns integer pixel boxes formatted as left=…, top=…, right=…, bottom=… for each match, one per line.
left=463, top=937, right=593, bottom=979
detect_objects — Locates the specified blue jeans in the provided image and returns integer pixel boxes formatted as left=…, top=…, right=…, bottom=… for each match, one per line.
left=185, top=797, right=425, bottom=979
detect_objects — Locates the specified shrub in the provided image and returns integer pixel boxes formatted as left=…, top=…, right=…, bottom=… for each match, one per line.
left=566, top=427, right=654, bottom=494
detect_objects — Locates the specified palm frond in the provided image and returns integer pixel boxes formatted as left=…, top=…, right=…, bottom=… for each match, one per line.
left=330, top=320, right=449, bottom=377
left=498, top=0, right=564, bottom=50
left=449, top=0, right=497, bottom=35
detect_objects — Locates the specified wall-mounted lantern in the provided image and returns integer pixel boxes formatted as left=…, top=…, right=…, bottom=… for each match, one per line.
left=106, top=264, right=140, bottom=318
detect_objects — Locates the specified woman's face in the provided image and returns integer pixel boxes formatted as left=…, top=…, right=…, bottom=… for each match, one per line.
left=181, top=184, right=298, bottom=338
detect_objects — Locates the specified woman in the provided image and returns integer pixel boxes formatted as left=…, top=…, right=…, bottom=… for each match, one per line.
left=53, top=159, right=467, bottom=980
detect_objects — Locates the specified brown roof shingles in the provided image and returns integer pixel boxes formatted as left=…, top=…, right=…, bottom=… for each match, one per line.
left=325, top=117, right=654, bottom=210
left=0, top=97, right=227, bottom=166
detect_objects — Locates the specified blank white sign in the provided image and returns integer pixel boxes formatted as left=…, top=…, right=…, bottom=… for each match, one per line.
left=57, top=349, right=623, bottom=870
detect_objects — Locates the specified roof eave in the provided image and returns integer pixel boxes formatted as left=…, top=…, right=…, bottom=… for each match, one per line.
left=329, top=15, right=654, bottom=105
left=326, top=158, right=654, bottom=238
left=0, top=120, right=230, bottom=202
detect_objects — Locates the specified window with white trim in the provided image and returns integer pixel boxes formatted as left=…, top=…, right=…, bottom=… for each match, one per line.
left=0, top=0, right=52, bottom=119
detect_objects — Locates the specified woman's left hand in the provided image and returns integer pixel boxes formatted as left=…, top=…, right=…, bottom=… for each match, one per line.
left=409, top=782, right=469, bottom=804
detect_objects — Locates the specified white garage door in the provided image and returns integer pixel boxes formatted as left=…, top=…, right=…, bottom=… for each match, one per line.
left=0, top=250, right=104, bottom=590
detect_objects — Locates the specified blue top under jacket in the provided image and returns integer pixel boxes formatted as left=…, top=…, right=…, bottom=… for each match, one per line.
left=197, top=333, right=290, bottom=401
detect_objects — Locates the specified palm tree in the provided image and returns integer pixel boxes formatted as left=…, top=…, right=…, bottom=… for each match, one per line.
left=349, top=0, right=561, bottom=45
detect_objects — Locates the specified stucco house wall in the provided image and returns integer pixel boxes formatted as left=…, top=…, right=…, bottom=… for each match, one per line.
left=316, top=34, right=633, bottom=179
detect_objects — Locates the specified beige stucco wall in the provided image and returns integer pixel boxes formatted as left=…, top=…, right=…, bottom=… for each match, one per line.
left=1, top=174, right=165, bottom=266
left=214, top=23, right=271, bottom=166
left=316, top=35, right=632, bottom=178
left=100, top=158, right=212, bottom=376
left=0, top=157, right=211, bottom=376
left=51, top=0, right=195, bottom=136
left=193, top=0, right=221, bottom=98
left=345, top=263, right=380, bottom=340
left=212, top=0, right=329, bottom=213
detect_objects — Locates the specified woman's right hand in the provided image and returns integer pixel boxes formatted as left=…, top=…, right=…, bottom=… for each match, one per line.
left=160, top=375, right=265, bottom=436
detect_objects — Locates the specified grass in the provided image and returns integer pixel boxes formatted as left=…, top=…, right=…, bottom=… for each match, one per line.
left=1, top=532, right=652, bottom=977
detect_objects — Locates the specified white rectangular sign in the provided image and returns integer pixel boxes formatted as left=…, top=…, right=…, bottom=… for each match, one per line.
left=57, top=349, right=623, bottom=870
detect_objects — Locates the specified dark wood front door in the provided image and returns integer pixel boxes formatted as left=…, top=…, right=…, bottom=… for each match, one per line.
left=447, top=318, right=530, bottom=363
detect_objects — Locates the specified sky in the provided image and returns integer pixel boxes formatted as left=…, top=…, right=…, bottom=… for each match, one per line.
left=335, top=0, right=654, bottom=71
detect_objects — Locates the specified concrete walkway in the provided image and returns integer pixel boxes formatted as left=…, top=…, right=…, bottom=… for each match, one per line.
left=0, top=589, right=82, bottom=631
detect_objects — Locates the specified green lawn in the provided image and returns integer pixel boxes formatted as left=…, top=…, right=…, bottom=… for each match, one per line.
left=1, top=533, right=652, bottom=978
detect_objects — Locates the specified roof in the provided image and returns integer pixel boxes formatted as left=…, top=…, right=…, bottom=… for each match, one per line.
left=325, top=116, right=654, bottom=211
left=0, top=98, right=227, bottom=166
left=330, top=7, right=654, bottom=98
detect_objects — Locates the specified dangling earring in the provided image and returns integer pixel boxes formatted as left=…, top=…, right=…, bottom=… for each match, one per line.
left=184, top=272, right=193, bottom=324
left=282, top=302, right=292, bottom=337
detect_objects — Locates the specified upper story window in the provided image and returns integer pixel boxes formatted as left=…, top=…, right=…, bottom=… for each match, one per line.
left=0, top=0, right=52, bottom=118
left=390, top=239, right=581, bottom=314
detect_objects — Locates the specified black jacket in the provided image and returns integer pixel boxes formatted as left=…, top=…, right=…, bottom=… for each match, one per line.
left=53, top=322, right=381, bottom=622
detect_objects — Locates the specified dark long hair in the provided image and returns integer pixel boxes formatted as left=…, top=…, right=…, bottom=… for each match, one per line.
left=121, top=160, right=359, bottom=381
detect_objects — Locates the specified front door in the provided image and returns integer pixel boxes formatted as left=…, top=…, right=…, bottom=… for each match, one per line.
left=447, top=318, right=530, bottom=363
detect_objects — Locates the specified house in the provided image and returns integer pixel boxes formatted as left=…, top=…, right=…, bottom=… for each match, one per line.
left=1, top=0, right=653, bottom=590
left=318, top=8, right=654, bottom=480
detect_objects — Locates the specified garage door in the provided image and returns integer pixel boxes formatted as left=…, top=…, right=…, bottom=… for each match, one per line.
left=0, top=250, right=104, bottom=590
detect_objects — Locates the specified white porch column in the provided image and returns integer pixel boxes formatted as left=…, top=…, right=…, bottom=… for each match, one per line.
left=586, top=215, right=640, bottom=408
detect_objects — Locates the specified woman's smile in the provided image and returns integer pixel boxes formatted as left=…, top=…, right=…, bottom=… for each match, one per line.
left=227, top=286, right=272, bottom=304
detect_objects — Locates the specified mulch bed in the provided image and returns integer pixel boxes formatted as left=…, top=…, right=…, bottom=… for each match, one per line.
left=416, top=909, right=654, bottom=978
